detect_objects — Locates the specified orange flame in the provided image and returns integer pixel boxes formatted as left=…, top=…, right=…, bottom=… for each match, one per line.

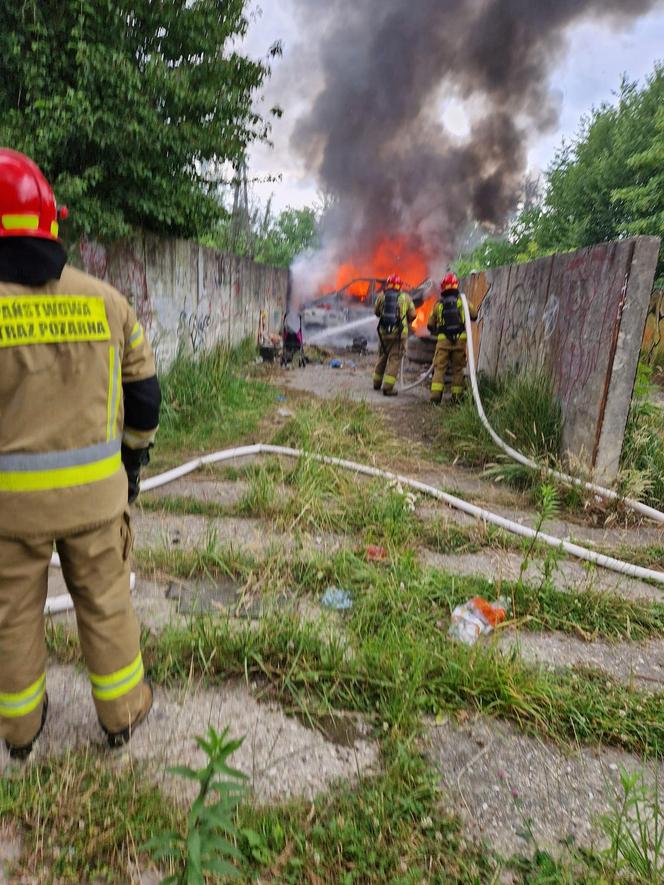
left=330, top=237, right=429, bottom=299
left=412, top=294, right=437, bottom=335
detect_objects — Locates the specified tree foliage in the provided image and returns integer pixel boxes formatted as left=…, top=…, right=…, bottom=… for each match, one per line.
left=0, top=1, right=279, bottom=241
left=205, top=204, right=319, bottom=267
left=455, top=65, right=664, bottom=285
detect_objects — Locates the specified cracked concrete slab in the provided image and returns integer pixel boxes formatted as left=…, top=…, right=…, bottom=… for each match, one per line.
left=142, top=477, right=248, bottom=507
left=422, top=549, right=662, bottom=601
left=427, top=714, right=662, bottom=858
left=0, top=665, right=378, bottom=807
left=130, top=512, right=343, bottom=559
left=496, top=629, right=664, bottom=691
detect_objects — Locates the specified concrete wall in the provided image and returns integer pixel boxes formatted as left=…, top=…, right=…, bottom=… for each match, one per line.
left=464, top=236, right=660, bottom=479
left=76, top=233, right=288, bottom=369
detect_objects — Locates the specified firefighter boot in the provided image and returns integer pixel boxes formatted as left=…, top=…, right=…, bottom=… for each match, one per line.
left=101, top=681, right=153, bottom=748
left=5, top=693, right=49, bottom=761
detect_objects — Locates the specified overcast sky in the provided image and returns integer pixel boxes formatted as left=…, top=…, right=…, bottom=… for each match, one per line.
left=244, top=2, right=664, bottom=212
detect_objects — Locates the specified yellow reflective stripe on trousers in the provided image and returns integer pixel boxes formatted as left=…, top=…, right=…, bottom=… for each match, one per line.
left=431, top=382, right=444, bottom=392
left=89, top=653, right=144, bottom=702
left=383, top=374, right=397, bottom=385
left=0, top=673, right=46, bottom=719
left=129, top=322, right=144, bottom=350
left=0, top=441, right=121, bottom=492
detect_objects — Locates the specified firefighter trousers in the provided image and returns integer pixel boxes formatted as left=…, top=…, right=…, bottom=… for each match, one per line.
left=431, top=336, right=467, bottom=403
left=0, top=510, right=147, bottom=747
left=373, top=333, right=403, bottom=393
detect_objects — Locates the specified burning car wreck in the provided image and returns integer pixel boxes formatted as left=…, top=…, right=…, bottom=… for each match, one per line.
left=302, top=273, right=435, bottom=353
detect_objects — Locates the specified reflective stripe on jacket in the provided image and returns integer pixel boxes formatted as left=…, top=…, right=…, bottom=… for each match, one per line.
left=0, top=265, right=158, bottom=537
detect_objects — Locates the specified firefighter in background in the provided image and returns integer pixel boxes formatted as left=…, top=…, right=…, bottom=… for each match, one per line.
left=427, top=272, right=478, bottom=404
left=0, top=149, right=161, bottom=759
left=373, top=273, right=416, bottom=396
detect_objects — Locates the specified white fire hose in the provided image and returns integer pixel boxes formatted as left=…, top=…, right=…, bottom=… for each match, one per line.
left=47, top=442, right=664, bottom=617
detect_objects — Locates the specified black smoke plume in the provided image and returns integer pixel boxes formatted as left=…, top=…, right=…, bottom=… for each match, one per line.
left=289, top=0, right=662, bottom=295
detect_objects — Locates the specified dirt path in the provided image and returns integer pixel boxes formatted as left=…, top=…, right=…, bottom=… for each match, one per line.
left=278, top=357, right=664, bottom=555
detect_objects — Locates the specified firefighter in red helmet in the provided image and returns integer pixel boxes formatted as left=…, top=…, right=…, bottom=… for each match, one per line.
left=427, top=272, right=477, bottom=404
left=0, top=149, right=160, bottom=758
left=373, top=273, right=416, bottom=396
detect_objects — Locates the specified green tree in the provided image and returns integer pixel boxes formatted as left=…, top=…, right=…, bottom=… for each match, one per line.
left=205, top=204, right=319, bottom=267
left=0, top=1, right=280, bottom=240
left=455, top=65, right=664, bottom=283
left=614, top=108, right=664, bottom=280
left=254, top=206, right=318, bottom=266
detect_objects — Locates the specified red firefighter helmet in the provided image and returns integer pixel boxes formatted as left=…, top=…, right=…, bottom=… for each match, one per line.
left=386, top=273, right=403, bottom=291
left=0, top=148, right=67, bottom=241
left=441, top=272, right=459, bottom=292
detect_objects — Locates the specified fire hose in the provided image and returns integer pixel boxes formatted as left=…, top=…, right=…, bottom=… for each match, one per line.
left=46, top=442, right=664, bottom=617
left=45, top=303, right=664, bottom=613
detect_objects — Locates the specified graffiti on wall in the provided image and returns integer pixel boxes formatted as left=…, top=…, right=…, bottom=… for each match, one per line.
left=78, top=234, right=289, bottom=368
left=472, top=237, right=659, bottom=475
left=178, top=305, right=212, bottom=354
left=79, top=238, right=154, bottom=332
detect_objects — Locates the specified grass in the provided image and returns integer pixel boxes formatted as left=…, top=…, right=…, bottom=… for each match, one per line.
left=619, top=361, right=664, bottom=510
left=0, top=749, right=180, bottom=882
left=131, top=533, right=664, bottom=643
left=154, top=339, right=275, bottom=458
left=437, top=370, right=563, bottom=482
left=236, top=740, right=496, bottom=883
left=132, top=609, right=664, bottom=758
left=270, top=395, right=402, bottom=463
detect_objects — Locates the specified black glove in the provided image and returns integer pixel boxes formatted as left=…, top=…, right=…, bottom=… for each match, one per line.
left=121, top=445, right=151, bottom=504
left=127, top=468, right=141, bottom=504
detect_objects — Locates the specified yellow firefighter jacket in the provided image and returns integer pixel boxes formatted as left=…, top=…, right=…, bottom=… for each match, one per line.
left=374, top=289, right=417, bottom=339
left=0, top=265, right=158, bottom=538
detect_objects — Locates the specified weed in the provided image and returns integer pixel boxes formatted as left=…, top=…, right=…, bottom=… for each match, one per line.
left=146, top=726, right=248, bottom=883
left=0, top=749, right=179, bottom=882
left=136, top=605, right=664, bottom=758
left=439, top=370, right=562, bottom=475
left=271, top=395, right=400, bottom=461
left=237, top=464, right=281, bottom=516
left=156, top=341, right=274, bottom=457
left=620, top=361, right=664, bottom=509
left=237, top=739, right=496, bottom=882
left=129, top=539, right=664, bottom=646
left=599, top=768, right=664, bottom=882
